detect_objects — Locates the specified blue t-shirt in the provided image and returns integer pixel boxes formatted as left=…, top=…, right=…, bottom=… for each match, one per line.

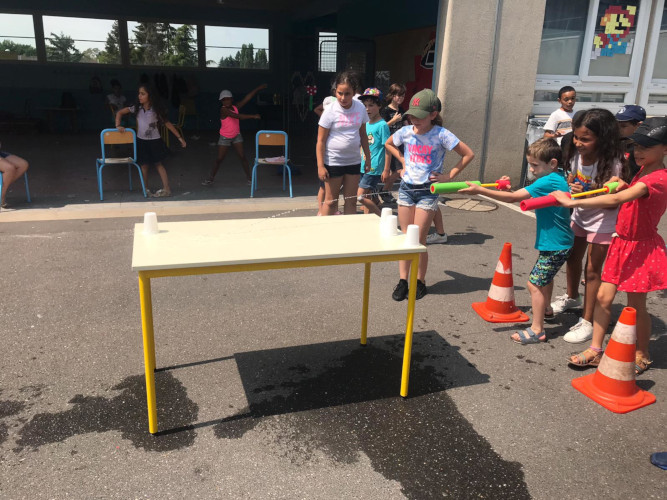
left=393, top=125, right=460, bottom=184
left=524, top=172, right=574, bottom=251
left=361, top=119, right=390, bottom=175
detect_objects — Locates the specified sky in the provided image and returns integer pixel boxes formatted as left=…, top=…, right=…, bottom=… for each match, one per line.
left=0, top=13, right=270, bottom=63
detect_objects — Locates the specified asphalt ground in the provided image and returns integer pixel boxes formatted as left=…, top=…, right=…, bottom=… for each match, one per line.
left=1, top=196, right=666, bottom=499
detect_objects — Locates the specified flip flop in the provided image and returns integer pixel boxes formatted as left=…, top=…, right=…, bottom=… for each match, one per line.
left=650, top=452, right=667, bottom=470
left=511, top=327, right=546, bottom=345
left=152, top=189, right=172, bottom=198
left=567, top=348, right=603, bottom=367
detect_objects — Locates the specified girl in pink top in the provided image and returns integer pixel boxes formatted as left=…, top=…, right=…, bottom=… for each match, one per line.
left=552, top=117, right=667, bottom=375
left=203, top=84, right=266, bottom=185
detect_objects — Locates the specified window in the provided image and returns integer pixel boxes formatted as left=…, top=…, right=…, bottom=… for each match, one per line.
left=537, top=0, right=588, bottom=75
left=588, top=1, right=640, bottom=77
left=43, top=16, right=119, bottom=64
left=0, top=13, right=37, bottom=61
left=652, top=4, right=667, bottom=80
left=128, top=21, right=198, bottom=67
left=205, top=26, right=269, bottom=69
left=318, top=32, right=337, bottom=72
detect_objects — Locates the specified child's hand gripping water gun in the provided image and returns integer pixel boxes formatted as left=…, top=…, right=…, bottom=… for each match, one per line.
left=429, top=179, right=511, bottom=194
left=520, top=182, right=620, bottom=211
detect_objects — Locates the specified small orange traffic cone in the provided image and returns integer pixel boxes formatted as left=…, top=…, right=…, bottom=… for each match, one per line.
left=572, top=307, right=656, bottom=414
left=472, top=242, right=529, bottom=323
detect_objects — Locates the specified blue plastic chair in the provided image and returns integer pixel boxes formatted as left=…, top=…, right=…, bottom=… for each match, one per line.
left=0, top=171, right=30, bottom=204
left=250, top=130, right=293, bottom=198
left=96, top=128, right=147, bottom=201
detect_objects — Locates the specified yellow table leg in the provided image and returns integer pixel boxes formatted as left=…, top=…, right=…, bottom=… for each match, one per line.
left=400, top=256, right=420, bottom=397
left=361, top=262, right=371, bottom=345
left=139, top=272, right=158, bottom=434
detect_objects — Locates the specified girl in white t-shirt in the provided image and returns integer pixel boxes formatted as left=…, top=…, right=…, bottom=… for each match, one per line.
left=549, top=109, right=628, bottom=343
left=317, top=72, right=371, bottom=215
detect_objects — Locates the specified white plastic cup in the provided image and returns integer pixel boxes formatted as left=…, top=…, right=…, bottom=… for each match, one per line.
left=379, top=207, right=393, bottom=235
left=143, top=212, right=159, bottom=235
left=404, top=224, right=420, bottom=247
left=381, top=207, right=393, bottom=220
left=381, top=214, right=398, bottom=237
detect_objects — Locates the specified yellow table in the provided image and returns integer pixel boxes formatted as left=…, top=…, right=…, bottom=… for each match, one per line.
left=132, top=214, right=426, bottom=434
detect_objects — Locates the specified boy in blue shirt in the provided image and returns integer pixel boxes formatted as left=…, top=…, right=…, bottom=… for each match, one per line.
left=357, top=88, right=390, bottom=215
left=460, top=138, right=574, bottom=344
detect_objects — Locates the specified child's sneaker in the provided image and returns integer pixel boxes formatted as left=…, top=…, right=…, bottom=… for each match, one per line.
left=426, top=232, right=448, bottom=245
left=563, top=317, right=593, bottom=343
left=416, top=280, right=428, bottom=299
left=550, top=294, right=582, bottom=315
left=392, top=279, right=409, bottom=301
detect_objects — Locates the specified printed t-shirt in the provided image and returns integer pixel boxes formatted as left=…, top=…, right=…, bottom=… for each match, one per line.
left=569, top=154, right=622, bottom=234
left=544, top=108, right=574, bottom=145
left=524, top=172, right=574, bottom=251
left=220, top=105, right=240, bottom=138
left=361, top=119, right=390, bottom=175
left=392, top=125, right=459, bottom=184
left=107, top=94, right=126, bottom=109
left=381, top=106, right=406, bottom=135
left=128, top=105, right=161, bottom=140
left=319, top=99, right=369, bottom=166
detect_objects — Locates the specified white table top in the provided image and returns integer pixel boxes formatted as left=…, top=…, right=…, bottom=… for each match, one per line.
left=132, top=214, right=425, bottom=271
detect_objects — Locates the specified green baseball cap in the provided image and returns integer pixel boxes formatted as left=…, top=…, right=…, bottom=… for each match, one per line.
left=406, top=89, right=441, bottom=119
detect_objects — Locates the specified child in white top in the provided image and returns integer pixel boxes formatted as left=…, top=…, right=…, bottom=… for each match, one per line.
left=317, top=72, right=371, bottom=215
left=544, top=86, right=576, bottom=145
left=384, top=89, right=474, bottom=300
left=549, top=108, right=627, bottom=343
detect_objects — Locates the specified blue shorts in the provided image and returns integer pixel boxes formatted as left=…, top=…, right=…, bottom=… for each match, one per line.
left=529, top=249, right=572, bottom=287
left=218, top=134, right=243, bottom=146
left=359, top=173, right=381, bottom=190
left=397, top=181, right=438, bottom=211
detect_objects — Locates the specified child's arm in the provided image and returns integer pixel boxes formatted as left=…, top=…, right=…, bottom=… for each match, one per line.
left=543, top=130, right=557, bottom=138
left=162, top=120, right=187, bottom=148
left=383, top=135, right=404, bottom=182
left=313, top=103, right=325, bottom=117
left=551, top=179, right=646, bottom=209
left=386, top=112, right=402, bottom=126
left=114, top=107, right=131, bottom=132
left=428, top=141, right=475, bottom=183
left=316, top=126, right=330, bottom=181
left=359, top=124, right=372, bottom=173
left=236, top=83, right=268, bottom=109
left=459, top=178, right=531, bottom=203
left=221, top=107, right=260, bottom=120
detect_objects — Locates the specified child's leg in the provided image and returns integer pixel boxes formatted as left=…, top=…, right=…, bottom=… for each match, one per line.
left=322, top=176, right=344, bottom=216
left=357, top=187, right=380, bottom=215
left=207, top=145, right=229, bottom=181
left=397, top=204, right=416, bottom=279
left=317, top=185, right=325, bottom=215
left=155, top=162, right=170, bottom=192
left=140, top=163, right=150, bottom=186
left=0, top=159, right=19, bottom=204
left=514, top=281, right=550, bottom=340
left=565, top=236, right=588, bottom=300
left=581, top=242, right=609, bottom=322
left=232, top=142, right=252, bottom=181
left=432, top=205, right=445, bottom=234
left=341, top=174, right=360, bottom=215
left=413, top=207, right=437, bottom=281
left=627, top=292, right=650, bottom=361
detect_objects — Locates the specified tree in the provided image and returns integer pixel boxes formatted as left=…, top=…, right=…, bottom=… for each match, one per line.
left=81, top=48, right=101, bottom=63
left=238, top=43, right=254, bottom=69
left=130, top=22, right=164, bottom=65
left=46, top=32, right=82, bottom=63
left=254, top=48, right=268, bottom=69
left=98, top=20, right=121, bottom=64
left=218, top=55, right=238, bottom=68
left=164, top=24, right=197, bottom=66
left=0, top=40, right=37, bottom=59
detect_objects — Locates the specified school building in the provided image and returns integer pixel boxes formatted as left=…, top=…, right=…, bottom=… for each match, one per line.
left=1, top=0, right=665, bottom=185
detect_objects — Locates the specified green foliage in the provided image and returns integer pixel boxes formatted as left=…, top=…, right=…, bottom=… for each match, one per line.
left=0, top=40, right=37, bottom=58
left=129, top=22, right=197, bottom=66
left=218, top=44, right=269, bottom=69
left=98, top=20, right=121, bottom=64
left=46, top=32, right=82, bottom=62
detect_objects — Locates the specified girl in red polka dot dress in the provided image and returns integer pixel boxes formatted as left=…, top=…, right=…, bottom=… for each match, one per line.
left=552, top=117, right=667, bottom=375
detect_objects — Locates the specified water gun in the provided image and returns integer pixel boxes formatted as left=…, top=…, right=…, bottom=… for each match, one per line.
left=520, top=182, right=619, bottom=211
left=430, top=179, right=511, bottom=194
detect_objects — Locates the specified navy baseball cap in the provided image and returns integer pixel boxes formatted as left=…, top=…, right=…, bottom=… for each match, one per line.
left=629, top=117, right=667, bottom=147
left=615, top=105, right=646, bottom=122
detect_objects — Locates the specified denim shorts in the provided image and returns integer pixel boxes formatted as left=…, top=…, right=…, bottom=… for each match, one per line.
left=397, top=181, right=439, bottom=211
left=529, top=248, right=572, bottom=287
left=325, top=163, right=361, bottom=178
left=359, top=173, right=381, bottom=190
left=218, top=134, right=243, bottom=146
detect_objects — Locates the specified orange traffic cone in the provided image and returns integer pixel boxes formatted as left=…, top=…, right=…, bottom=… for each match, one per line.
left=572, top=307, right=656, bottom=414
left=472, top=242, right=529, bottom=323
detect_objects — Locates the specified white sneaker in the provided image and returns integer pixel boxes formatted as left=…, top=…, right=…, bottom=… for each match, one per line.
left=426, top=232, right=448, bottom=244
left=550, top=294, right=582, bottom=315
left=563, top=318, right=593, bottom=343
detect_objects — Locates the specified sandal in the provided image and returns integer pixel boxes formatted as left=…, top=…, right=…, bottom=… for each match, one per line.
left=152, top=189, right=172, bottom=198
left=635, top=356, right=653, bottom=375
left=511, top=327, right=546, bottom=345
left=568, top=347, right=603, bottom=367
left=201, top=179, right=214, bottom=186
left=0, top=200, right=8, bottom=209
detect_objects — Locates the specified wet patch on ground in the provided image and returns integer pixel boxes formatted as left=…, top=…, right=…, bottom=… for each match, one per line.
left=15, top=373, right=197, bottom=452
left=213, top=332, right=528, bottom=498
